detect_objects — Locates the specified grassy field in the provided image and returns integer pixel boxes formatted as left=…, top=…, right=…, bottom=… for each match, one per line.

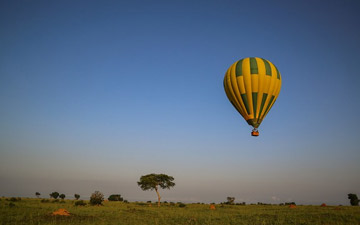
left=1, top=198, right=360, bottom=225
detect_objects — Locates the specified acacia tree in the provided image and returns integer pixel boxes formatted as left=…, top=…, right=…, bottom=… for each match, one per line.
left=137, top=173, right=175, bottom=207
left=50, top=192, right=59, bottom=199
left=35, top=192, right=41, bottom=198
left=227, top=197, right=235, bottom=205
left=59, top=194, right=66, bottom=200
left=348, top=193, right=359, bottom=206
left=74, top=194, right=80, bottom=200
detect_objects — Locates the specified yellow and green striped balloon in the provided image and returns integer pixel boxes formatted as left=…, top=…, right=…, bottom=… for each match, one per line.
left=224, top=57, right=282, bottom=132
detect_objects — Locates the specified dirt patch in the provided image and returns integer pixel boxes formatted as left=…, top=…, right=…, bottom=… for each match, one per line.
left=52, top=208, right=71, bottom=216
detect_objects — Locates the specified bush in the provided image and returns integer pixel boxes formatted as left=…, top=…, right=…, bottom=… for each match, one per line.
left=136, top=202, right=147, bottom=206
left=41, top=199, right=49, bottom=203
left=178, top=203, right=186, bottom=208
left=52, top=199, right=59, bottom=203
left=235, top=202, right=246, bottom=205
left=108, top=194, right=123, bottom=201
left=123, top=200, right=128, bottom=203
left=75, top=200, right=86, bottom=206
left=10, top=197, right=18, bottom=202
left=90, top=191, right=104, bottom=206
left=9, top=202, right=16, bottom=208
left=74, top=194, right=80, bottom=200
left=257, top=202, right=271, bottom=205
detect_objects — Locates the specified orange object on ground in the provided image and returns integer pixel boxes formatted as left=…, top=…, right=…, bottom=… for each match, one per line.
left=289, top=204, right=296, bottom=209
left=320, top=203, right=327, bottom=207
left=210, top=204, right=216, bottom=210
left=52, top=208, right=71, bottom=216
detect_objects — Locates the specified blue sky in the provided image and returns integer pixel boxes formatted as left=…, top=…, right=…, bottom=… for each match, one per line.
left=1, top=0, right=360, bottom=204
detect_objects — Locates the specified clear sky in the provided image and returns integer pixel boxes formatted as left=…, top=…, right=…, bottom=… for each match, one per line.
left=1, top=0, right=359, bottom=205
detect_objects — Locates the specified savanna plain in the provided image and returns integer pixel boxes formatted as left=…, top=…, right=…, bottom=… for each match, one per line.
left=1, top=198, right=360, bottom=225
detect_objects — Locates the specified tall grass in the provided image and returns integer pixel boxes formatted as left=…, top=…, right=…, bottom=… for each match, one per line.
left=1, top=198, right=359, bottom=225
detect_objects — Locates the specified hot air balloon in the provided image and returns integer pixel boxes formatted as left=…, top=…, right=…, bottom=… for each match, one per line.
left=223, top=57, right=282, bottom=136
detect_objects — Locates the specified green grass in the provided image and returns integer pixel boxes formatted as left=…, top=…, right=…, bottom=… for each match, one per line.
left=1, top=198, right=360, bottom=225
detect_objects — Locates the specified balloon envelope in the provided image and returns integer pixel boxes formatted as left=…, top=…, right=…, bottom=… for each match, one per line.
left=224, top=57, right=282, bottom=129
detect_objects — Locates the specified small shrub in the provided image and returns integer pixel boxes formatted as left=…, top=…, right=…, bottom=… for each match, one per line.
left=41, top=199, right=49, bottom=203
left=178, top=203, right=186, bottom=208
left=123, top=200, right=128, bottom=203
left=52, top=199, right=59, bottom=203
left=170, top=202, right=175, bottom=206
left=10, top=197, right=18, bottom=202
left=90, top=191, right=104, bottom=206
left=74, top=194, right=80, bottom=200
left=147, top=201, right=152, bottom=203
left=9, top=202, right=16, bottom=208
left=75, top=200, right=86, bottom=206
